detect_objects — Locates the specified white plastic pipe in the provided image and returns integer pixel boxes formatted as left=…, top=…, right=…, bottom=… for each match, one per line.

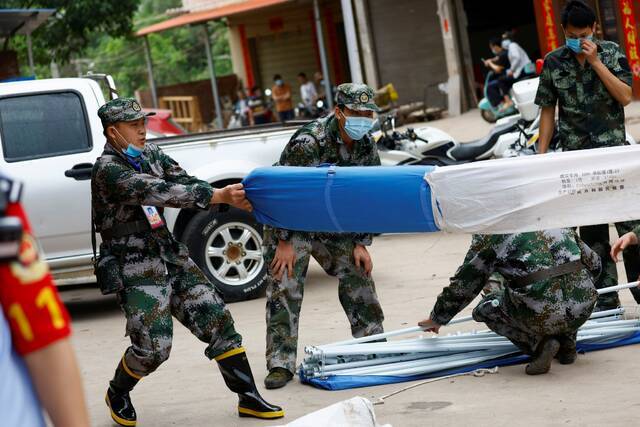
left=333, top=350, right=517, bottom=377
left=322, top=315, right=475, bottom=348
left=597, top=281, right=639, bottom=294
left=314, top=341, right=517, bottom=358
left=327, top=349, right=512, bottom=377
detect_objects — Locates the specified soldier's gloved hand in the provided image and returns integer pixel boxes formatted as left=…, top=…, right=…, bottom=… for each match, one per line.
left=611, top=232, right=638, bottom=262
left=418, top=318, right=441, bottom=334
left=214, top=183, right=253, bottom=212
left=353, top=244, right=373, bottom=277
left=271, top=239, right=295, bottom=281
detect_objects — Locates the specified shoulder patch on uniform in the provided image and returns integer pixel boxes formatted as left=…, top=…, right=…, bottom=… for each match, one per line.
left=290, top=133, right=317, bottom=146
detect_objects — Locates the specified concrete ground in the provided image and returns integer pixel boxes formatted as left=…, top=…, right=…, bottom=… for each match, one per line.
left=62, top=106, right=640, bottom=427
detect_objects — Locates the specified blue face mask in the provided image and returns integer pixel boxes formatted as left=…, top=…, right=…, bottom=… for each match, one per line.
left=341, top=114, right=375, bottom=140
left=566, top=34, right=593, bottom=53
left=501, top=39, right=511, bottom=49
left=124, top=144, right=143, bottom=158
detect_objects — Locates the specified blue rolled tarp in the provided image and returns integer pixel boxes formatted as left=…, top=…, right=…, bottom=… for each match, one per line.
left=299, top=331, right=640, bottom=391
left=242, top=165, right=438, bottom=233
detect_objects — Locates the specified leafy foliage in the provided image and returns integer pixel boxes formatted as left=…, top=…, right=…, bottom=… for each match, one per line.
left=2, top=0, right=140, bottom=62
left=5, top=0, right=233, bottom=97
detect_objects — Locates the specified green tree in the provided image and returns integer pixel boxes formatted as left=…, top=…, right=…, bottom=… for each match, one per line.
left=5, top=0, right=233, bottom=98
left=2, top=0, right=140, bottom=63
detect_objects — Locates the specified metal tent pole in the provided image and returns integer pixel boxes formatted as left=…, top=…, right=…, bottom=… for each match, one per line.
left=202, top=23, right=224, bottom=129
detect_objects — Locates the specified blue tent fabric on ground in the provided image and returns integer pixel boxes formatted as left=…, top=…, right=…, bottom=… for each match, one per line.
left=242, top=165, right=439, bottom=233
left=300, top=331, right=640, bottom=391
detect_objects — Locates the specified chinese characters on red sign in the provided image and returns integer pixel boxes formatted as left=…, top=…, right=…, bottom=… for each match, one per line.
left=542, top=0, right=559, bottom=54
left=620, top=0, right=640, bottom=79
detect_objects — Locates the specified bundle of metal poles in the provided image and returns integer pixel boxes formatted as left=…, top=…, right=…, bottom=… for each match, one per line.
left=301, top=282, right=640, bottom=379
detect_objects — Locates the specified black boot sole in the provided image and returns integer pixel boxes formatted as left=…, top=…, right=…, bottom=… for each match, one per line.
left=238, top=406, right=285, bottom=419
left=526, top=339, right=560, bottom=375
left=264, top=379, right=291, bottom=390
left=557, top=353, right=577, bottom=365
left=105, top=393, right=137, bottom=427
left=264, top=372, right=293, bottom=389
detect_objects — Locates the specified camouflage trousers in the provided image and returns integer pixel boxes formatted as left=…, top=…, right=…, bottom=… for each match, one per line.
left=116, top=257, right=242, bottom=377
left=263, top=232, right=385, bottom=374
left=580, top=221, right=640, bottom=307
left=472, top=286, right=596, bottom=355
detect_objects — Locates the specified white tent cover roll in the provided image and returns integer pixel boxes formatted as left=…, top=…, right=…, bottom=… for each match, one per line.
left=274, top=396, right=391, bottom=427
left=426, top=145, right=640, bottom=234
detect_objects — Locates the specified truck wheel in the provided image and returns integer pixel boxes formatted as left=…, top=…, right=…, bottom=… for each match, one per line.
left=182, top=208, right=267, bottom=303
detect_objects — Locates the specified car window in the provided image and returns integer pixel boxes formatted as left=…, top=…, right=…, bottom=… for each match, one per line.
left=0, top=91, right=92, bottom=162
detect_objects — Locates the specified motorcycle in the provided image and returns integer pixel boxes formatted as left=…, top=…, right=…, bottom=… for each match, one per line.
left=375, top=113, right=532, bottom=166
left=376, top=76, right=636, bottom=166
left=296, top=98, right=329, bottom=119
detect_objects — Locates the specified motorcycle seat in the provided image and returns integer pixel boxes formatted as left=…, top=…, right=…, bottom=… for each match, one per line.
left=449, top=121, right=516, bottom=161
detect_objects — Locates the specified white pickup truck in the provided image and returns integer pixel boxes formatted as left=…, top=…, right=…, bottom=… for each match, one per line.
left=0, top=76, right=299, bottom=302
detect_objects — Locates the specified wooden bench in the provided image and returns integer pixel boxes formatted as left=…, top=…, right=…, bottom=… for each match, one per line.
left=159, top=96, right=203, bottom=132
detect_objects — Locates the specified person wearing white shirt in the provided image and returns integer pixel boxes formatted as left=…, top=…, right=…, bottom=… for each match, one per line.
left=298, top=72, right=318, bottom=112
left=497, top=33, right=534, bottom=110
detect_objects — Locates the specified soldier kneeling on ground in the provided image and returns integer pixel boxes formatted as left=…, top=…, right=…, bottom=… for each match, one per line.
left=418, top=229, right=600, bottom=375
left=92, top=98, right=283, bottom=426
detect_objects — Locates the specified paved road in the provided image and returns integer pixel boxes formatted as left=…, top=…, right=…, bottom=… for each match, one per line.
left=61, top=108, right=640, bottom=426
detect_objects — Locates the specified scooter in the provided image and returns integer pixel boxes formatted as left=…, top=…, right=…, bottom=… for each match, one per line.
left=478, top=70, right=518, bottom=123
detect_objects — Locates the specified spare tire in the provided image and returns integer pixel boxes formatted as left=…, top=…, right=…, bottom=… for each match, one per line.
left=181, top=208, right=267, bottom=302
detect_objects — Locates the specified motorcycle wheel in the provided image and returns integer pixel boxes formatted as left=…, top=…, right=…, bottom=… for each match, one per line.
left=481, top=109, right=497, bottom=123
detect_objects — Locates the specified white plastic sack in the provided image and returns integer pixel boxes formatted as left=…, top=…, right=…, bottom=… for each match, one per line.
left=426, top=145, right=640, bottom=234
left=274, top=396, right=391, bottom=427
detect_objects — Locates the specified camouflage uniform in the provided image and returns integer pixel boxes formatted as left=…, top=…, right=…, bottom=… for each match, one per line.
left=535, top=40, right=639, bottom=308
left=264, top=84, right=385, bottom=374
left=92, top=99, right=241, bottom=378
left=430, top=229, right=600, bottom=355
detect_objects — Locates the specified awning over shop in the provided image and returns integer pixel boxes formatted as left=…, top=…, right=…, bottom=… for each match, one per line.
left=0, top=8, right=55, bottom=37
left=136, top=0, right=291, bottom=36
left=0, top=9, right=56, bottom=77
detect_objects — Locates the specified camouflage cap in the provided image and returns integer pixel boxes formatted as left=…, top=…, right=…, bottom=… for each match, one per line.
left=335, top=83, right=379, bottom=112
left=97, top=98, right=155, bottom=125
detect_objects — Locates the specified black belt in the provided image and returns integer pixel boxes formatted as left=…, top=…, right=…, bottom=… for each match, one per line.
left=100, top=220, right=151, bottom=241
left=512, top=260, right=584, bottom=288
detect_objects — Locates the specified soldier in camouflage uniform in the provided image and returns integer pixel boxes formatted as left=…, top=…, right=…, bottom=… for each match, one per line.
left=92, top=98, right=283, bottom=426
left=263, top=83, right=385, bottom=389
left=534, top=0, right=639, bottom=310
left=419, top=229, right=600, bottom=375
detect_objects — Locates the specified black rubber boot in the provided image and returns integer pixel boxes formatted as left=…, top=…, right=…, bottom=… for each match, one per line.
left=216, top=348, right=285, bottom=419
left=556, top=335, right=578, bottom=365
left=264, top=367, right=294, bottom=389
left=105, top=358, right=141, bottom=426
left=594, top=293, right=621, bottom=312
left=525, top=338, right=560, bottom=375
